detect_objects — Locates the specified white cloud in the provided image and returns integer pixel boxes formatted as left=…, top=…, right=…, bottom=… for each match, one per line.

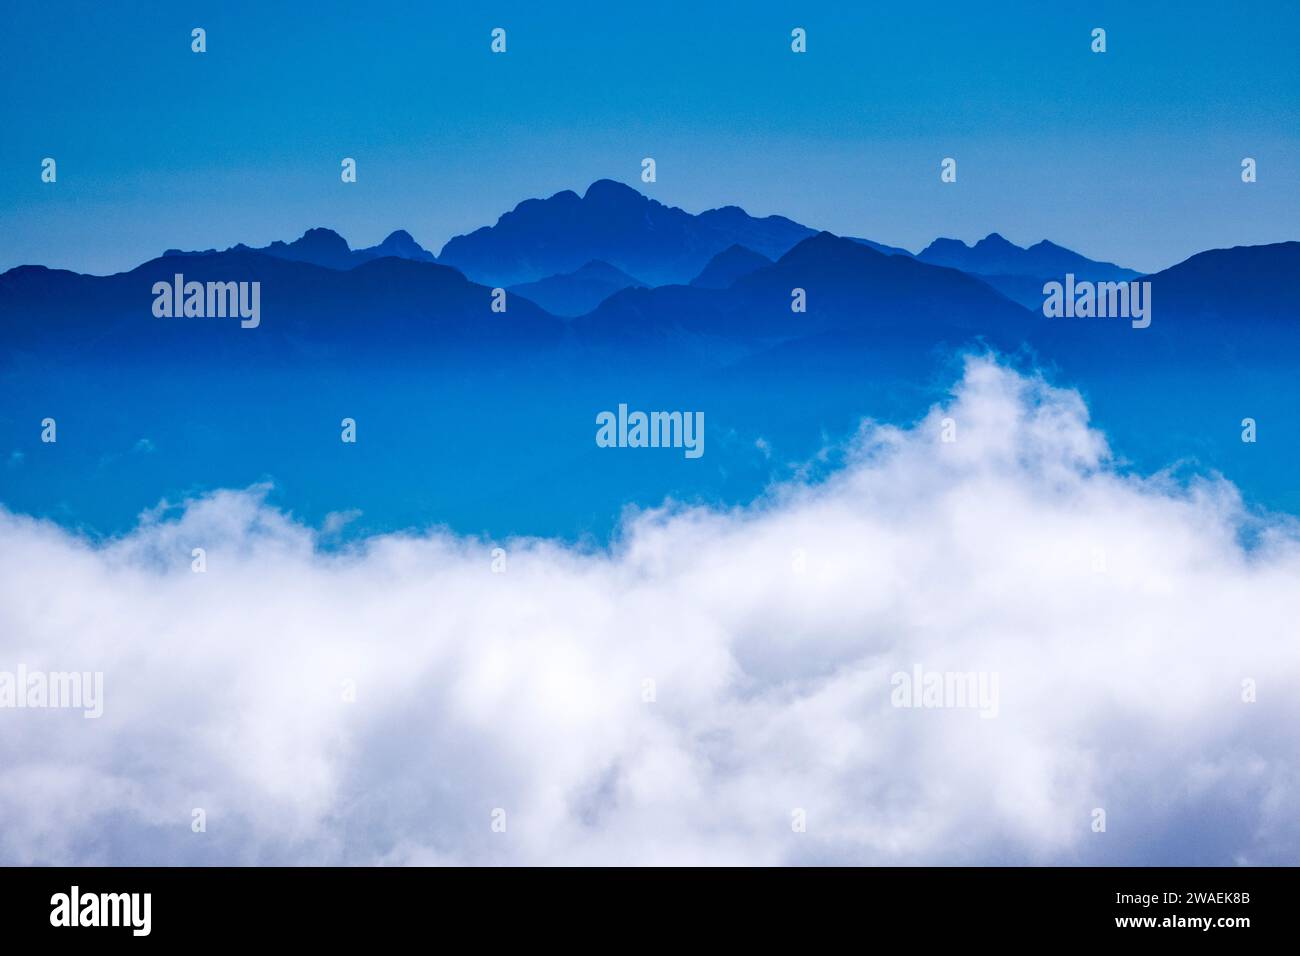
left=1, top=355, right=1297, bottom=865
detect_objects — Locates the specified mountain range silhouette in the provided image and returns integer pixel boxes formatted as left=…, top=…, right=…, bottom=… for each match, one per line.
left=2, top=179, right=1297, bottom=539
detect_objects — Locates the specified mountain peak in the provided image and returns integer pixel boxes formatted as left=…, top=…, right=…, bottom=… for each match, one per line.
left=700, top=205, right=748, bottom=223
left=975, top=232, right=1019, bottom=250
left=374, top=229, right=424, bottom=253
left=922, top=236, right=971, bottom=254
left=296, top=227, right=349, bottom=247
left=798, top=231, right=853, bottom=252
left=582, top=179, right=645, bottom=205
left=249, top=228, right=356, bottom=269
left=357, top=229, right=437, bottom=264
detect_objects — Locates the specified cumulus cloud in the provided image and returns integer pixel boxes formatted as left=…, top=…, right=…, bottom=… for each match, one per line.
left=1, top=355, right=1297, bottom=865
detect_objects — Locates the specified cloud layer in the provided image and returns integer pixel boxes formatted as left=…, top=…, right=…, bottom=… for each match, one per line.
left=1, top=356, right=1298, bottom=865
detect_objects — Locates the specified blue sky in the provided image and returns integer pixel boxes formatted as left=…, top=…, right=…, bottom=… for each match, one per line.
left=1, top=0, right=1296, bottom=274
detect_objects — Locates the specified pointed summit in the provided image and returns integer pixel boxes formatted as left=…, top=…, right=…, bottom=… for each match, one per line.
left=358, top=230, right=437, bottom=263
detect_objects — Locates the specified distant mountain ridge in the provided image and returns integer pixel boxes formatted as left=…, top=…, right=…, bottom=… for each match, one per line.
left=163, top=227, right=438, bottom=271
left=0, top=248, right=560, bottom=361
left=918, top=232, right=1139, bottom=279
left=436, top=179, right=818, bottom=287
left=576, top=230, right=1036, bottom=349
left=4, top=192, right=1291, bottom=356
left=10, top=177, right=1283, bottom=356
left=915, top=232, right=1142, bottom=309
left=149, top=183, right=1150, bottom=312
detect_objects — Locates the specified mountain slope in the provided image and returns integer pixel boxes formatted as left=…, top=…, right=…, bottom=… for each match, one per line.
left=1142, top=241, right=1300, bottom=322
left=689, top=245, right=773, bottom=289
left=510, top=260, right=645, bottom=317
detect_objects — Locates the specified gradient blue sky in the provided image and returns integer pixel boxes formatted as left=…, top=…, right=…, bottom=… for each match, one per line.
left=2, top=0, right=1296, bottom=275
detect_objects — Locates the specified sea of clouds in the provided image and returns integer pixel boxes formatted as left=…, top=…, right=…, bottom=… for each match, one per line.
left=1, top=355, right=1298, bottom=865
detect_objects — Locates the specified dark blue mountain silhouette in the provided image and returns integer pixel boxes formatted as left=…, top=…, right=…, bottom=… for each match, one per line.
left=689, top=244, right=773, bottom=289
left=6, top=213, right=1294, bottom=369
left=0, top=250, right=560, bottom=362
left=357, top=229, right=439, bottom=264
left=15, top=230, right=1290, bottom=369
left=436, top=179, right=817, bottom=287
left=509, top=260, right=645, bottom=317
left=1021, top=239, right=1300, bottom=368
left=917, top=233, right=1140, bottom=309
left=255, top=227, right=357, bottom=270
left=1143, top=241, right=1300, bottom=322
left=163, top=228, right=438, bottom=271
left=919, top=232, right=1138, bottom=278
left=576, top=231, right=1033, bottom=349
